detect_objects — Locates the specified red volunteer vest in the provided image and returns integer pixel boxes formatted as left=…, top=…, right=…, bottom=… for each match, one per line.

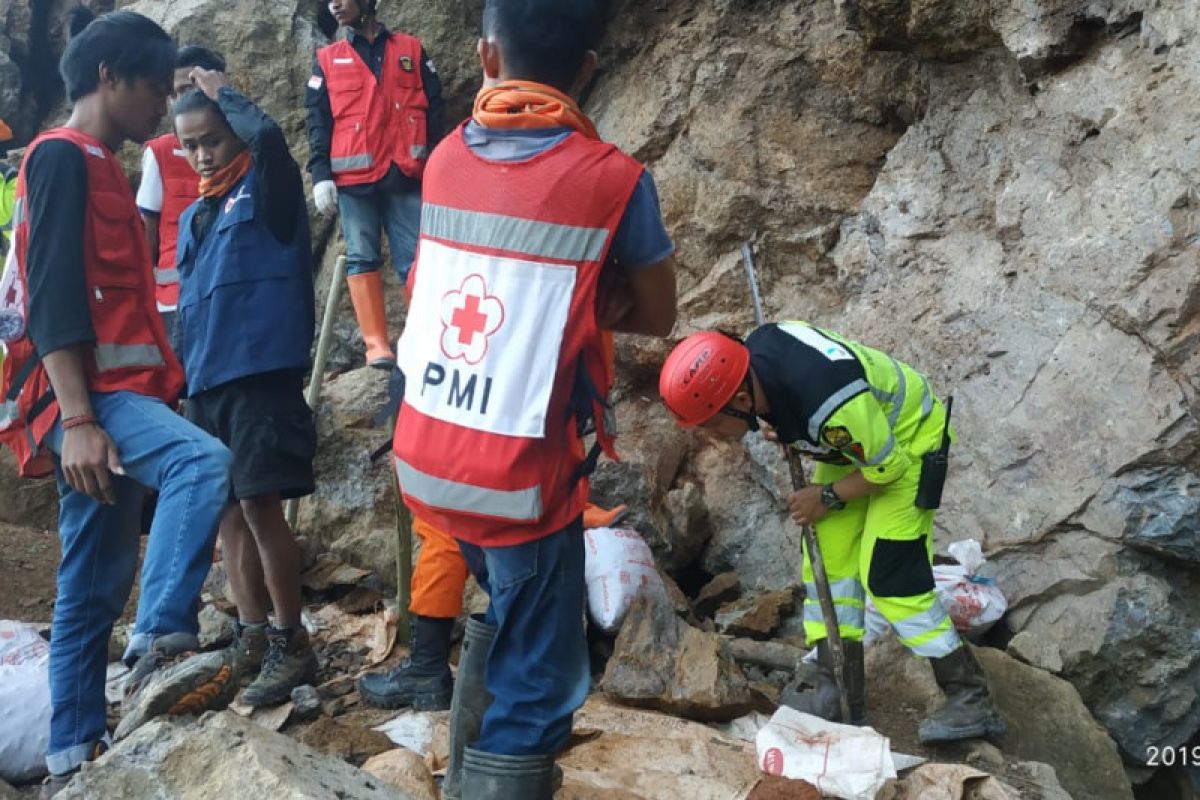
left=146, top=133, right=199, bottom=310
left=392, top=124, right=643, bottom=547
left=317, top=33, right=429, bottom=187
left=0, top=129, right=184, bottom=477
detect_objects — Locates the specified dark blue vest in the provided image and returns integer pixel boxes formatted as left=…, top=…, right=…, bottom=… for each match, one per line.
left=176, top=167, right=314, bottom=396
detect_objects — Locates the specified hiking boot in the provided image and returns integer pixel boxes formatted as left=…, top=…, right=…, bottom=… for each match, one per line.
left=40, top=741, right=108, bottom=798
left=240, top=626, right=318, bottom=707
left=443, top=615, right=497, bottom=800
left=358, top=615, right=453, bottom=711
left=116, top=637, right=237, bottom=740
left=228, top=622, right=270, bottom=685
left=461, top=749, right=557, bottom=800
left=919, top=644, right=1007, bottom=744
left=779, top=639, right=866, bottom=725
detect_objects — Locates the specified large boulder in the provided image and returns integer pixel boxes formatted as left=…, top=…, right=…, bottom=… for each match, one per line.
left=58, top=711, right=416, bottom=799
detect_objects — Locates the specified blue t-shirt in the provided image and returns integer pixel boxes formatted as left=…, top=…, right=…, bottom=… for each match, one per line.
left=462, top=122, right=674, bottom=272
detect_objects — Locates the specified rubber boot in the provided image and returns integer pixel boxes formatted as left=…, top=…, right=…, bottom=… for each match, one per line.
left=358, top=615, right=454, bottom=710
left=461, top=749, right=557, bottom=800
left=779, top=639, right=866, bottom=725
left=346, top=271, right=395, bottom=369
left=919, top=644, right=1007, bottom=744
left=442, top=615, right=496, bottom=800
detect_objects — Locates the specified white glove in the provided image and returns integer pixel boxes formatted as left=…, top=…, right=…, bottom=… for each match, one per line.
left=313, top=180, right=338, bottom=216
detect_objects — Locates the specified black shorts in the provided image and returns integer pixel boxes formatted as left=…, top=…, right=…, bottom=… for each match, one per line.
left=185, top=369, right=316, bottom=501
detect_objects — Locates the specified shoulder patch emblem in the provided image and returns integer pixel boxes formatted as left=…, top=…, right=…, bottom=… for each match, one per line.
left=822, top=425, right=853, bottom=449
left=399, top=55, right=414, bottom=72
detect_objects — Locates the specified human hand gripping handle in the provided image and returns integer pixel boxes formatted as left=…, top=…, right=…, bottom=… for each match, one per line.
left=313, top=180, right=338, bottom=217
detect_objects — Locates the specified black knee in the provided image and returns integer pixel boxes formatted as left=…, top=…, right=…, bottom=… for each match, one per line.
left=867, top=536, right=936, bottom=598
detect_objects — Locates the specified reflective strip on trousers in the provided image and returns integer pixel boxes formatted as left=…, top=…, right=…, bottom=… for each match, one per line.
left=411, top=145, right=429, bottom=159
left=803, top=577, right=866, bottom=630
left=892, top=603, right=959, bottom=657
left=807, top=379, right=871, bottom=441
left=422, top=204, right=610, bottom=263
left=332, top=153, right=374, bottom=172
left=154, top=267, right=180, bottom=286
left=94, top=343, right=165, bottom=371
left=803, top=598, right=865, bottom=631
left=395, top=456, right=542, bottom=522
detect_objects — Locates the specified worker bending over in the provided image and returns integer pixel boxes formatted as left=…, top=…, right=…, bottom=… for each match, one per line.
left=172, top=69, right=318, bottom=705
left=659, top=322, right=1006, bottom=744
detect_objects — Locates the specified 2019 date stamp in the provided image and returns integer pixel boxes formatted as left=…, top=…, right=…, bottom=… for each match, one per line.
left=1146, top=746, right=1200, bottom=767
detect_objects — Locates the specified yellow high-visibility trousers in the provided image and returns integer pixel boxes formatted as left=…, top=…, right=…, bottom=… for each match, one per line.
left=801, top=456, right=961, bottom=659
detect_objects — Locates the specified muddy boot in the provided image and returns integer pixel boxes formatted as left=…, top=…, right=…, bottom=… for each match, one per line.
left=442, top=615, right=496, bottom=800
left=462, top=749, right=557, bottom=800
left=240, top=627, right=318, bottom=707
left=229, top=622, right=269, bottom=685
left=919, top=645, right=1007, bottom=744
left=779, top=639, right=865, bottom=724
left=358, top=615, right=453, bottom=710
left=118, top=635, right=237, bottom=740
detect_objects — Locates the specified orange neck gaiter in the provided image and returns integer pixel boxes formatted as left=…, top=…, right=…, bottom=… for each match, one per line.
left=198, top=150, right=252, bottom=199
left=473, top=81, right=599, bottom=141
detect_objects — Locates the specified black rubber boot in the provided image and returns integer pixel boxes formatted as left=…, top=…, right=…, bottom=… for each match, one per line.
left=358, top=615, right=454, bottom=710
left=442, top=615, right=496, bottom=800
left=461, top=749, right=557, bottom=800
left=779, top=639, right=866, bottom=725
left=919, top=644, right=1007, bottom=744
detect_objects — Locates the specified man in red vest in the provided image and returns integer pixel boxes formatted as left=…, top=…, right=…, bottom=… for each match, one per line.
left=0, top=10, right=235, bottom=795
left=305, top=0, right=444, bottom=369
left=392, top=1, right=676, bottom=795
left=136, top=45, right=227, bottom=342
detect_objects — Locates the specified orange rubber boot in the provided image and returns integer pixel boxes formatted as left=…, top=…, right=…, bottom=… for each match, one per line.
left=347, top=271, right=396, bottom=369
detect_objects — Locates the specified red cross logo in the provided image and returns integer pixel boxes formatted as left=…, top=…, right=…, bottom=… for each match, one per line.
left=440, top=274, right=504, bottom=364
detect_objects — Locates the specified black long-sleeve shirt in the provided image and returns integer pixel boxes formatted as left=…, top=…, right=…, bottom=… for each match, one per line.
left=304, top=25, right=444, bottom=194
left=191, top=87, right=307, bottom=246
left=23, top=139, right=95, bottom=357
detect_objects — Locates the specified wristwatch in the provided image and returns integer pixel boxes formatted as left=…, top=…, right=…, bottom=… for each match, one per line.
left=820, top=484, right=846, bottom=511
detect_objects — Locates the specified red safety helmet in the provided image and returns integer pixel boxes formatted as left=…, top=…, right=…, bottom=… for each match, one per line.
left=659, top=332, right=751, bottom=427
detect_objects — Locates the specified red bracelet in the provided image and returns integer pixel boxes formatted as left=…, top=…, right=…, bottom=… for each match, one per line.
left=61, top=415, right=98, bottom=431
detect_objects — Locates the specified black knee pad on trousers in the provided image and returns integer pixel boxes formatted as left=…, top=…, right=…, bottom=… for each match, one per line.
left=868, top=536, right=936, bottom=597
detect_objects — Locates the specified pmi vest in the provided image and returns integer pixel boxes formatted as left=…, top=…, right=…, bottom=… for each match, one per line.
left=175, top=167, right=315, bottom=396
left=0, top=128, right=184, bottom=477
left=392, top=124, right=643, bottom=547
left=747, top=321, right=935, bottom=459
left=317, top=33, right=428, bottom=187
left=146, top=133, right=200, bottom=311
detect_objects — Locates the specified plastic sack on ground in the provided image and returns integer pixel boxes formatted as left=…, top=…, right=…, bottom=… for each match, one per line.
left=0, top=661, right=51, bottom=782
left=756, top=706, right=896, bottom=800
left=0, top=619, right=50, bottom=666
left=864, top=538, right=1007, bottom=644
left=583, top=527, right=667, bottom=633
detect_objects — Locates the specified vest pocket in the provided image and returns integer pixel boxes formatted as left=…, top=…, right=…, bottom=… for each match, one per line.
left=89, top=192, right=145, bottom=287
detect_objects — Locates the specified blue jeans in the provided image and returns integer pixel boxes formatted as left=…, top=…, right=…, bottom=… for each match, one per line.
left=457, top=518, right=590, bottom=756
left=44, top=391, right=230, bottom=774
left=337, top=185, right=422, bottom=281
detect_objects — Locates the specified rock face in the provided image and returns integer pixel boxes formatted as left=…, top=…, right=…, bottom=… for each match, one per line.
left=599, top=592, right=760, bottom=722
left=977, top=647, right=1133, bottom=800
left=59, top=711, right=414, bottom=799
left=714, top=590, right=796, bottom=640
left=0, top=450, right=57, bottom=530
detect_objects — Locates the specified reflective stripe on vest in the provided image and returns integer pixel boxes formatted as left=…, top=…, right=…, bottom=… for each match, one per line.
left=95, top=343, right=165, bottom=371
left=411, top=145, right=429, bottom=159
left=331, top=154, right=373, bottom=173
left=0, top=398, right=17, bottom=427
left=395, top=456, right=542, bottom=522
left=422, top=204, right=610, bottom=263
left=807, top=379, right=870, bottom=441
left=154, top=267, right=180, bottom=286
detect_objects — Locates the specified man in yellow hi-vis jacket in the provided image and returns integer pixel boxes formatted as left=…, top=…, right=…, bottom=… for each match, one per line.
left=658, top=322, right=1006, bottom=744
